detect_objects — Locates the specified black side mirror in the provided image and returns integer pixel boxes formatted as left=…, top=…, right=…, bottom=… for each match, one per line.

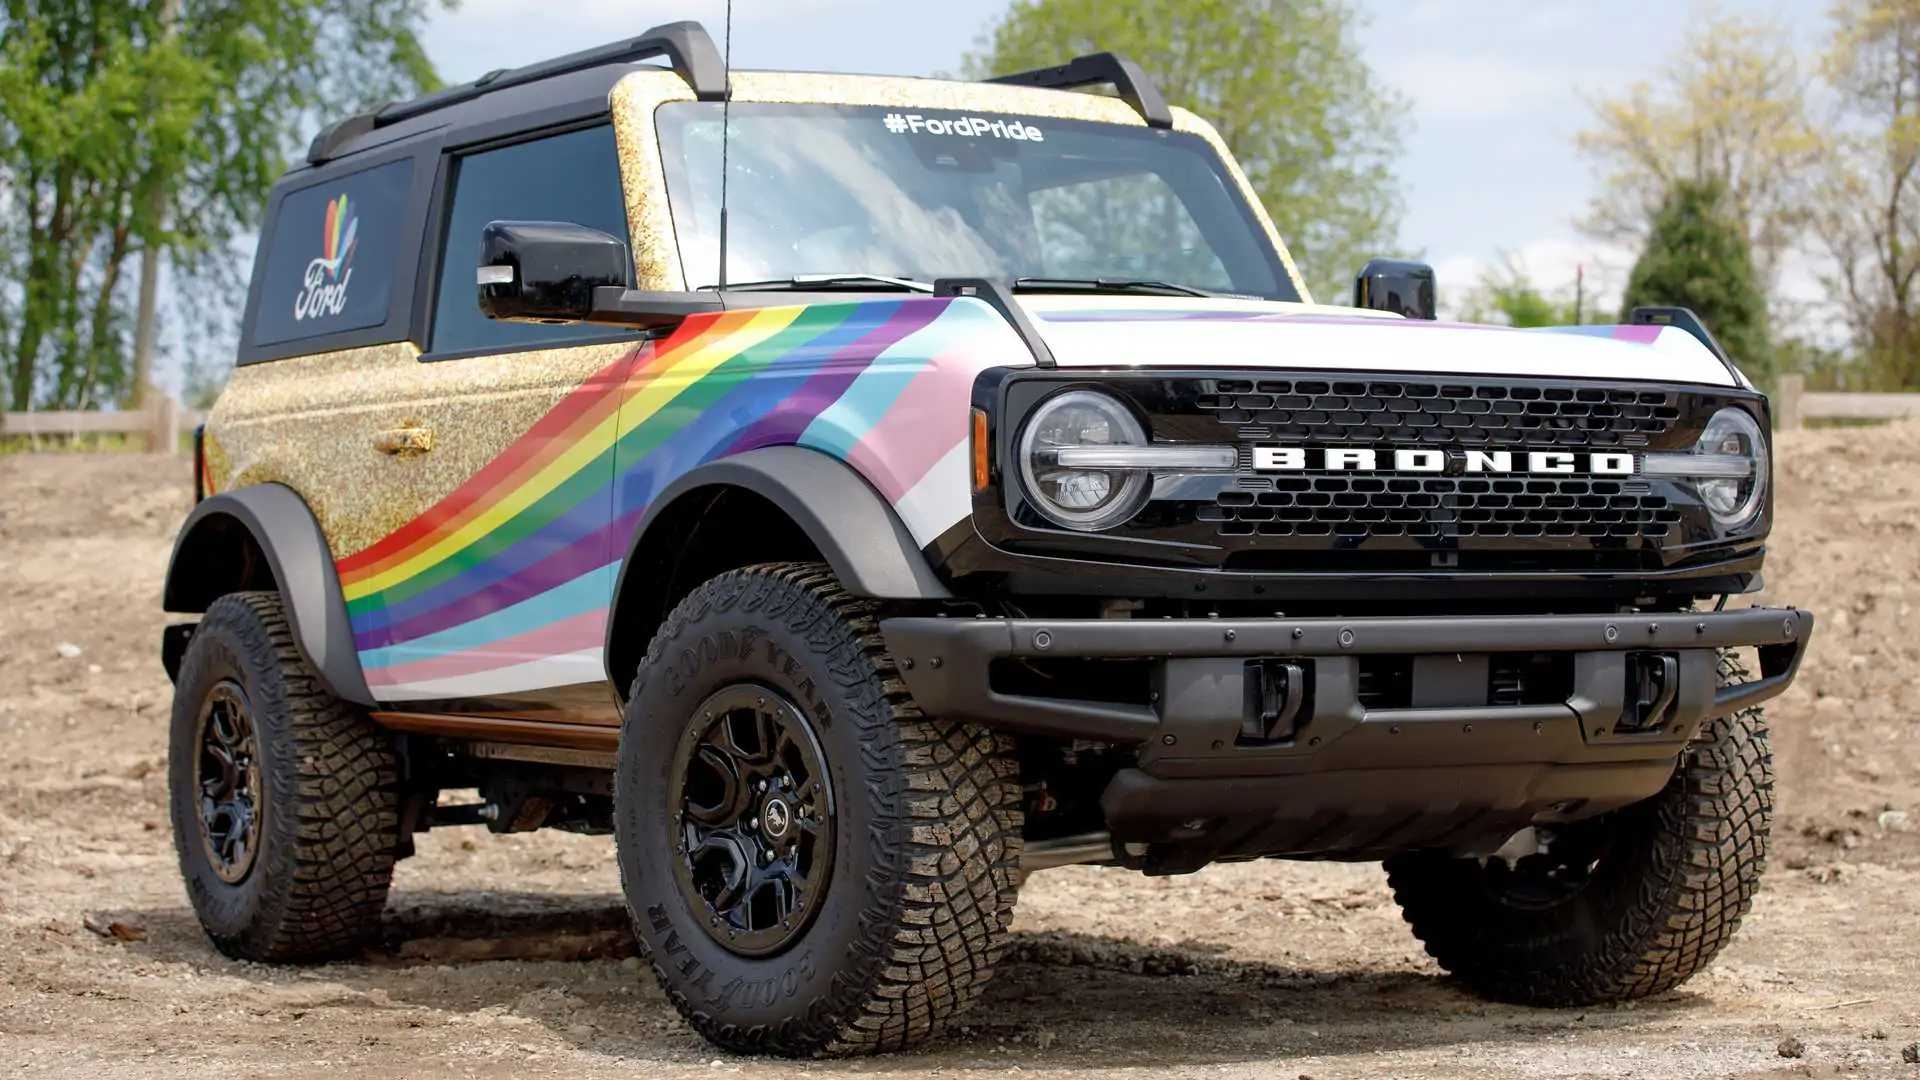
left=1353, top=258, right=1436, bottom=320
left=477, top=219, right=720, bottom=331
left=477, top=220, right=630, bottom=324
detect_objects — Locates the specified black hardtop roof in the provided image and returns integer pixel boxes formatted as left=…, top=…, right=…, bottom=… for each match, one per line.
left=300, top=20, right=1171, bottom=170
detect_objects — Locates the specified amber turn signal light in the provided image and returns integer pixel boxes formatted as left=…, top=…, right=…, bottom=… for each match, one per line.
left=971, top=408, right=990, bottom=492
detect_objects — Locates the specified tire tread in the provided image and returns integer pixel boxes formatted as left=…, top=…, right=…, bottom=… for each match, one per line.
left=624, top=563, right=1022, bottom=1056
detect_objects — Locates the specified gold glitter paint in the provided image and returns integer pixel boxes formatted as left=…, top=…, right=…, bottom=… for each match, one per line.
left=208, top=337, right=644, bottom=558
left=608, top=70, right=1311, bottom=300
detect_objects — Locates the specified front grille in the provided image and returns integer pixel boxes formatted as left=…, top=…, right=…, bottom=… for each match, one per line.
left=1206, top=473, right=1683, bottom=542
left=1197, top=378, right=1683, bottom=448
left=987, top=369, right=1762, bottom=577
left=1184, top=376, right=1699, bottom=554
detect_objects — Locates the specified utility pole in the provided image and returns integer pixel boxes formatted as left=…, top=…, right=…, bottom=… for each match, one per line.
left=1574, top=263, right=1585, bottom=324
left=129, top=0, right=181, bottom=413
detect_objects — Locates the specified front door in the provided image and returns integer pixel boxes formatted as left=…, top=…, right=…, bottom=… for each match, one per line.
left=331, top=124, right=642, bottom=723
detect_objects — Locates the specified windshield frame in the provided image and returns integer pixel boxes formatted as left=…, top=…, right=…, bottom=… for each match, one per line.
left=650, top=98, right=1304, bottom=302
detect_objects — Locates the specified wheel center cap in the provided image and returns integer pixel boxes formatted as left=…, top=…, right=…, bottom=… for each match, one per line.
left=762, top=797, right=792, bottom=840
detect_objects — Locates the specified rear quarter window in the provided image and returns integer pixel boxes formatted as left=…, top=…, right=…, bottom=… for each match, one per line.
left=251, top=158, right=414, bottom=347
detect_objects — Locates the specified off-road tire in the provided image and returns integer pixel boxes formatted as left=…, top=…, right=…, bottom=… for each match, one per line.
left=168, top=591, right=399, bottom=961
left=614, top=562, right=1022, bottom=1057
left=1386, top=652, right=1772, bottom=1006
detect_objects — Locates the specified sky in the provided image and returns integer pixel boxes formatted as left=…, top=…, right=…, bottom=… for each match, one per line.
left=415, top=0, right=1832, bottom=318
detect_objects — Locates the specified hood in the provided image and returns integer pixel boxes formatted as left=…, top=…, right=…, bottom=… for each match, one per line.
left=1016, top=295, right=1740, bottom=388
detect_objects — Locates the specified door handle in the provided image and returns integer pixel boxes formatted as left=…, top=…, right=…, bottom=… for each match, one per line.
left=373, top=426, right=434, bottom=457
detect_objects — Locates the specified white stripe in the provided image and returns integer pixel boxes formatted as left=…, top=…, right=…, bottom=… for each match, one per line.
left=1019, top=297, right=1735, bottom=387
left=369, top=647, right=606, bottom=702
left=893, top=440, right=971, bottom=547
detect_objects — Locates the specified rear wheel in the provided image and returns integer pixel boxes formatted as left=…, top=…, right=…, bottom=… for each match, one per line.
left=614, top=563, right=1022, bottom=1056
left=168, top=591, right=399, bottom=961
left=1386, top=653, right=1772, bottom=1005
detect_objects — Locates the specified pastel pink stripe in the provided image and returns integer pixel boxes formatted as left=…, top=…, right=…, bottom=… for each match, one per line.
left=1613, top=324, right=1662, bottom=344
left=363, top=609, right=607, bottom=687
left=843, top=332, right=992, bottom=502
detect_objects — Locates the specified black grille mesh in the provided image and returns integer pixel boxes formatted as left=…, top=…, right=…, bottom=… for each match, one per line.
left=1197, top=378, right=1683, bottom=448
left=1205, top=474, right=1683, bottom=541
left=1194, top=377, right=1689, bottom=545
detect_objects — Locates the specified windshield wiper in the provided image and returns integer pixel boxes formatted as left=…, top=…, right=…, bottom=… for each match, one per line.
left=1013, top=276, right=1220, bottom=298
left=707, top=273, right=934, bottom=293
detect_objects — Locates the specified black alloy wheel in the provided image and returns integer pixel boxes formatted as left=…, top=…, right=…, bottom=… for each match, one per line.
left=169, top=591, right=400, bottom=962
left=669, top=683, right=835, bottom=956
left=614, top=562, right=1024, bottom=1057
left=194, top=680, right=265, bottom=884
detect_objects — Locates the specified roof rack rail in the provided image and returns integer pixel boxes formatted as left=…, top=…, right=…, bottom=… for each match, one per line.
left=986, top=52, right=1173, bottom=129
left=306, top=20, right=727, bottom=165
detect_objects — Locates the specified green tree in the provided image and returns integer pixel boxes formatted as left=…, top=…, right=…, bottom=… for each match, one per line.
left=1576, top=13, right=1822, bottom=295
left=1458, top=257, right=1583, bottom=328
left=1619, top=179, right=1770, bottom=377
left=0, top=0, right=443, bottom=411
left=962, top=0, right=1406, bottom=302
left=1811, top=0, right=1920, bottom=389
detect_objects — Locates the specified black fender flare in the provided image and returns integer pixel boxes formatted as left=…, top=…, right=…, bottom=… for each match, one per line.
left=163, top=484, right=374, bottom=705
left=604, top=446, right=951, bottom=669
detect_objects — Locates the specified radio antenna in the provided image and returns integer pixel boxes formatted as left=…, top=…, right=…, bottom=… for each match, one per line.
left=716, top=0, right=734, bottom=290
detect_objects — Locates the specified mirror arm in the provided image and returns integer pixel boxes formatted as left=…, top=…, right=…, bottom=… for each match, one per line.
left=588, top=286, right=723, bottom=330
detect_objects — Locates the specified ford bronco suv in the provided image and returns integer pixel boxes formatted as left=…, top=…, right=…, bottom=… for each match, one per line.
left=161, top=21, right=1812, bottom=1057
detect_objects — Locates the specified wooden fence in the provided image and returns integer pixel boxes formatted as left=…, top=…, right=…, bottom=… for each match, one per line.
left=1776, top=374, right=1920, bottom=430
left=0, top=395, right=203, bottom=452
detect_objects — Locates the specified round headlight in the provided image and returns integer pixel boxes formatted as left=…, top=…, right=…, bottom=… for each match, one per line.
left=1017, top=390, right=1151, bottom=531
left=1695, top=406, right=1769, bottom=529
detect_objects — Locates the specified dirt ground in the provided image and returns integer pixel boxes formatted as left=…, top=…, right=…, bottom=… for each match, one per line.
left=2, top=427, right=1917, bottom=1079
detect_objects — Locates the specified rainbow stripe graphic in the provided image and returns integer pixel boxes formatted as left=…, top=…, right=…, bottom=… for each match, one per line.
left=337, top=296, right=1017, bottom=701
left=320, top=194, right=357, bottom=279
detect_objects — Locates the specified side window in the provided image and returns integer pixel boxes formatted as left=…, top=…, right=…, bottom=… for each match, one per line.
left=252, top=158, right=413, bottom=347
left=429, top=125, right=630, bottom=355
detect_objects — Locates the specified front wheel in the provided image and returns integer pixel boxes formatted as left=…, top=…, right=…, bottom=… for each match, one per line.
left=1386, top=652, right=1773, bottom=1005
left=614, top=563, right=1022, bottom=1057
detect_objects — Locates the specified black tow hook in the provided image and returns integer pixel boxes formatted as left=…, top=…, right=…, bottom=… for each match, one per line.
left=1622, top=652, right=1681, bottom=732
left=1241, top=660, right=1308, bottom=744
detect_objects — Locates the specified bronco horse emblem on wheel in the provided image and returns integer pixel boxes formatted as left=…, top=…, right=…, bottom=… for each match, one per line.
left=160, top=19, right=1810, bottom=1058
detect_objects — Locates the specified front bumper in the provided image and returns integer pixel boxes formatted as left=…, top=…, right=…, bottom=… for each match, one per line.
left=882, top=606, right=1811, bottom=862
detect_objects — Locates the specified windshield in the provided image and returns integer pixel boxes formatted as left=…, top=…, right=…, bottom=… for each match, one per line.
left=655, top=102, right=1298, bottom=300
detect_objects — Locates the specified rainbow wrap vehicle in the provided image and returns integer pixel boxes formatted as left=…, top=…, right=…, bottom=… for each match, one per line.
left=305, top=291, right=1735, bottom=704
left=161, top=35, right=1812, bottom=1052
left=333, top=297, right=1020, bottom=701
